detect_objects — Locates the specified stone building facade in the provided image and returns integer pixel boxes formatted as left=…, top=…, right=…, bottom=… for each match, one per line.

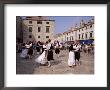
left=22, top=16, right=55, bottom=43
left=76, top=19, right=94, bottom=44
left=16, top=16, right=23, bottom=43
left=55, top=19, right=94, bottom=44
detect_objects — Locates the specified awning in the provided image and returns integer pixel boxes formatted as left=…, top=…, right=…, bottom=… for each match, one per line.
left=79, top=39, right=94, bottom=44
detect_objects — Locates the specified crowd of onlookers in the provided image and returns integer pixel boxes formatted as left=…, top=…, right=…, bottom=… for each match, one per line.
left=81, top=44, right=94, bottom=55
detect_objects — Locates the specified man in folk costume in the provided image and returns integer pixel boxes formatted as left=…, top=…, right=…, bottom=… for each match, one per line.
left=55, top=41, right=60, bottom=58
left=36, top=41, right=41, bottom=55
left=28, top=41, right=33, bottom=59
left=46, top=39, right=54, bottom=67
left=73, top=41, right=81, bottom=65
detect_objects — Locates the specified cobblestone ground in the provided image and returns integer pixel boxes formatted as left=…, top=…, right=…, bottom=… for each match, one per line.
left=16, top=50, right=39, bottom=74
left=16, top=50, right=94, bottom=74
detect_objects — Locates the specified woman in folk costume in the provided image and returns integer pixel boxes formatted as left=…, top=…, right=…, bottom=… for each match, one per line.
left=35, top=43, right=47, bottom=65
left=20, top=43, right=28, bottom=58
left=46, top=39, right=54, bottom=67
left=73, top=42, right=81, bottom=65
left=55, top=41, right=60, bottom=58
left=68, top=44, right=76, bottom=67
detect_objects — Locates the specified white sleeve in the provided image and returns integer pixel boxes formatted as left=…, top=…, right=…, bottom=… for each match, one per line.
left=46, top=44, right=49, bottom=50
left=29, top=43, right=32, bottom=48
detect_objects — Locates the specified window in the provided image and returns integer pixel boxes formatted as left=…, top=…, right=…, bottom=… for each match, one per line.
left=37, top=21, right=42, bottom=24
left=38, top=27, right=41, bottom=32
left=90, top=25, right=92, bottom=28
left=90, top=33, right=92, bottom=38
left=38, top=36, right=40, bottom=38
left=82, top=33, right=84, bottom=39
left=67, top=37, right=68, bottom=41
left=85, top=33, right=87, bottom=38
left=46, top=22, right=49, bottom=24
left=29, top=35, right=32, bottom=38
left=82, top=28, right=83, bottom=31
left=29, top=27, right=32, bottom=32
left=70, top=37, right=71, bottom=41
left=46, top=36, right=49, bottom=38
left=29, top=21, right=32, bottom=24
left=79, top=34, right=80, bottom=39
left=46, top=26, right=50, bottom=33
left=72, top=36, right=74, bottom=40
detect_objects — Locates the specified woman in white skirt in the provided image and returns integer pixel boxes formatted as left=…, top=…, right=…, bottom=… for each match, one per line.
left=35, top=48, right=47, bottom=65
left=68, top=44, right=76, bottom=67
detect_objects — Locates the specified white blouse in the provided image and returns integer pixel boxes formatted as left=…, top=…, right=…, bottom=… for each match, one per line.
left=73, top=45, right=81, bottom=52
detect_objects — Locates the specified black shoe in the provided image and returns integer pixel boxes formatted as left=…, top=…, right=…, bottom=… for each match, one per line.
left=69, top=66, right=72, bottom=68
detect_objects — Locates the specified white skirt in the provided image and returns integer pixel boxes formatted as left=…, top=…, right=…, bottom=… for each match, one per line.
left=68, top=51, right=75, bottom=66
left=35, top=51, right=46, bottom=64
left=20, top=49, right=28, bottom=58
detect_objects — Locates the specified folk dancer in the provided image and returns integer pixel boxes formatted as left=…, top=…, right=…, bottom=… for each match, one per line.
left=68, top=44, right=76, bottom=67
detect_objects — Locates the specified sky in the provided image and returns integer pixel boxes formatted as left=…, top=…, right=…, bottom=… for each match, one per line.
left=21, top=16, right=94, bottom=34
left=48, top=16, right=94, bottom=34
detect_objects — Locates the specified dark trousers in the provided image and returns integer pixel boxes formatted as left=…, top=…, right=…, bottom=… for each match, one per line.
left=75, top=52, right=80, bottom=61
left=47, top=50, right=54, bottom=61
